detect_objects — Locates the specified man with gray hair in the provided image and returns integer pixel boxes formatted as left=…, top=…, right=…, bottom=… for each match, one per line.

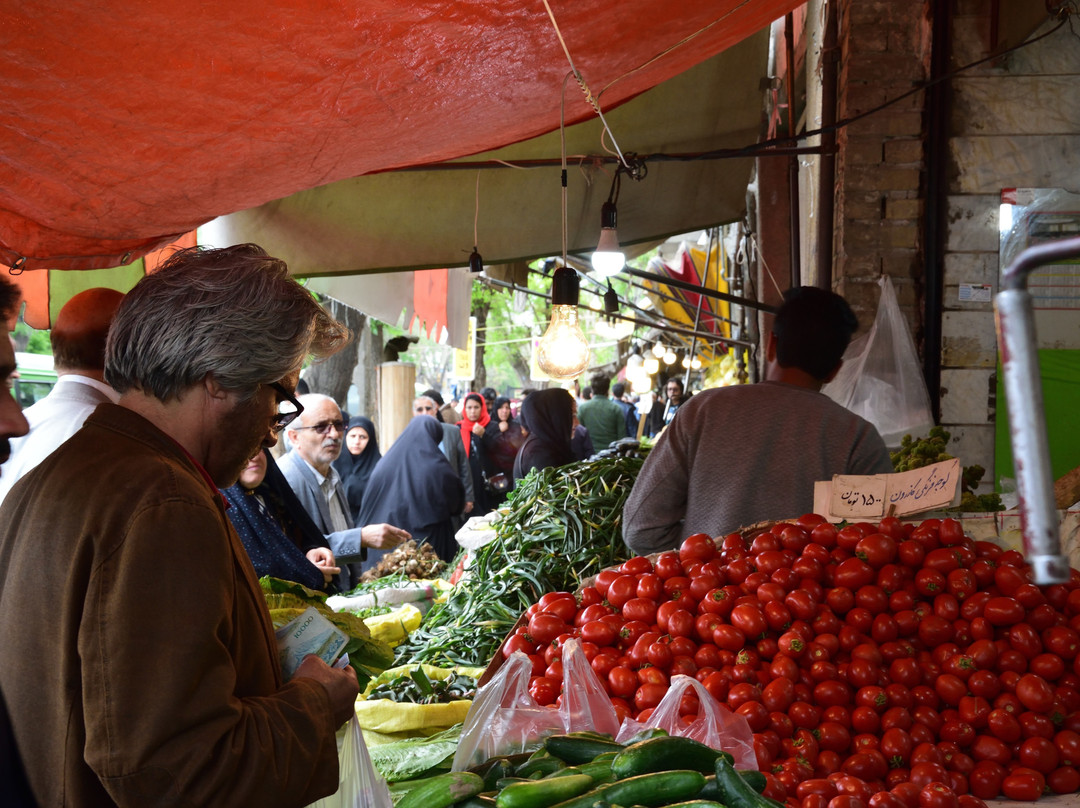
left=0, top=245, right=360, bottom=806
left=279, top=393, right=410, bottom=584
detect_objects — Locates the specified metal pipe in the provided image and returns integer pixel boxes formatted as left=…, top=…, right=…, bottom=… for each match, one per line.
left=816, top=0, right=838, bottom=289
left=785, top=13, right=801, bottom=286
left=923, top=0, right=951, bottom=423
left=995, top=234, right=1080, bottom=584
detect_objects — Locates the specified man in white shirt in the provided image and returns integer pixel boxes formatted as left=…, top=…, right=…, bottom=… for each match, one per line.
left=0, top=287, right=124, bottom=503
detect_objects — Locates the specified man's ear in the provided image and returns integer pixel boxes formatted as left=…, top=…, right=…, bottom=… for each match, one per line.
left=765, top=332, right=778, bottom=363
left=202, top=374, right=230, bottom=402
left=822, top=359, right=843, bottom=384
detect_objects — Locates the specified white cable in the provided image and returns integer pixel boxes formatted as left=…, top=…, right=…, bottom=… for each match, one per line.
left=542, top=0, right=632, bottom=171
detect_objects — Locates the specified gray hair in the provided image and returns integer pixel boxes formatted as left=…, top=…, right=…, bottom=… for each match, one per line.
left=105, top=244, right=349, bottom=401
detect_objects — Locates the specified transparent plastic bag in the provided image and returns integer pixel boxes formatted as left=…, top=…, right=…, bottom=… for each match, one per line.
left=615, top=675, right=757, bottom=769
left=451, top=650, right=564, bottom=771
left=558, top=638, right=621, bottom=738
left=822, top=275, right=934, bottom=448
left=308, top=715, right=393, bottom=808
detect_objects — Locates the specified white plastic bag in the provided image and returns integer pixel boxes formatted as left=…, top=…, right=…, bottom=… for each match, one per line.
left=451, top=639, right=621, bottom=771
left=615, top=675, right=757, bottom=770
left=822, top=275, right=934, bottom=447
left=308, top=716, right=393, bottom=808
left=451, top=651, right=564, bottom=771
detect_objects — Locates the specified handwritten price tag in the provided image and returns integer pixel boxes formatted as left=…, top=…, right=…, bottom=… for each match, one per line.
left=815, top=459, right=962, bottom=521
left=830, top=475, right=888, bottom=518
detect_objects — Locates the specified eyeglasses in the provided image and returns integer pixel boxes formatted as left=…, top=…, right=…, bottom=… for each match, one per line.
left=268, top=382, right=304, bottom=434
left=291, top=419, right=345, bottom=436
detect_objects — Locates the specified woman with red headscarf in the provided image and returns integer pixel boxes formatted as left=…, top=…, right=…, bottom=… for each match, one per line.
left=459, top=391, right=491, bottom=515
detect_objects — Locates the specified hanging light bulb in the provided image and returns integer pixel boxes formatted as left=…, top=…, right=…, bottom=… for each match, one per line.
left=651, top=341, right=666, bottom=358
left=643, top=356, right=660, bottom=376
left=595, top=282, right=634, bottom=340
left=591, top=170, right=625, bottom=277
left=691, top=356, right=702, bottom=370
left=591, top=202, right=625, bottom=277
left=663, top=349, right=677, bottom=365
left=681, top=356, right=691, bottom=369
left=536, top=266, right=590, bottom=380
left=468, top=247, right=484, bottom=273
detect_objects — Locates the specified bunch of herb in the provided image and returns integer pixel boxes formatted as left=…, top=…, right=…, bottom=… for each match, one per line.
left=394, top=456, right=642, bottom=667
left=366, top=667, right=477, bottom=703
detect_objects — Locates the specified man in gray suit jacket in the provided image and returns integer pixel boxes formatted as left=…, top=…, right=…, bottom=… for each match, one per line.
left=279, top=394, right=409, bottom=587
left=413, top=395, right=473, bottom=527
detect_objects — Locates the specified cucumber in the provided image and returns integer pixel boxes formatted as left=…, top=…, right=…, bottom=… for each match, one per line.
left=545, top=734, right=624, bottom=764
left=516, top=757, right=566, bottom=778
left=714, top=758, right=785, bottom=808
left=396, top=772, right=485, bottom=808
left=543, top=760, right=614, bottom=784
left=457, top=797, right=498, bottom=808
left=611, top=737, right=731, bottom=779
left=548, top=770, right=707, bottom=808
left=602, top=770, right=709, bottom=808
left=482, top=759, right=516, bottom=792
left=695, top=776, right=721, bottom=802
left=496, top=773, right=596, bottom=808
left=738, top=770, right=767, bottom=794
left=663, top=802, right=730, bottom=808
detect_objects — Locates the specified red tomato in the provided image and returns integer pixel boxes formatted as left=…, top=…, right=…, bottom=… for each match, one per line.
left=594, top=569, right=619, bottom=597
left=619, top=556, right=653, bottom=576
left=528, top=675, right=559, bottom=705
left=1000, top=767, right=1046, bottom=801
left=634, top=573, right=663, bottom=601
left=653, top=551, right=683, bottom=580
left=503, top=633, right=538, bottom=658
left=679, top=533, right=717, bottom=565
left=633, top=682, right=668, bottom=712
left=982, top=597, right=1025, bottom=626
left=1016, top=673, right=1055, bottom=712
left=917, top=782, right=958, bottom=808
left=621, top=597, right=657, bottom=625
left=967, top=761, right=1004, bottom=799
left=528, top=613, right=567, bottom=645
left=834, top=558, right=876, bottom=590
left=1047, top=765, right=1080, bottom=794
left=729, top=603, right=769, bottom=639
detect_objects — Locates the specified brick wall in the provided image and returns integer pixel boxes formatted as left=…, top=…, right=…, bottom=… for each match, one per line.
left=833, top=0, right=931, bottom=331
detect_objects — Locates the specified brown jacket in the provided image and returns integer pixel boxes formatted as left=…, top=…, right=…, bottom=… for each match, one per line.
left=0, top=404, right=339, bottom=807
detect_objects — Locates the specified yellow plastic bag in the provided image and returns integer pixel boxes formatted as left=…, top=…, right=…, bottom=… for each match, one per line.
left=355, top=664, right=484, bottom=734
left=361, top=603, right=423, bottom=648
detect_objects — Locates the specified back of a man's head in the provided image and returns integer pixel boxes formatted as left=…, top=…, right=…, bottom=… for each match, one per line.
left=105, top=244, right=348, bottom=401
left=611, top=382, right=625, bottom=399
left=773, top=286, right=858, bottom=381
left=51, top=288, right=125, bottom=374
left=421, top=388, right=444, bottom=406
left=590, top=374, right=610, bottom=396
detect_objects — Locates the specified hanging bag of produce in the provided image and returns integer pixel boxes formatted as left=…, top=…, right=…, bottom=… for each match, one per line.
left=615, top=674, right=756, bottom=769
left=558, top=638, right=622, bottom=737
left=306, top=715, right=393, bottom=808
left=821, top=275, right=934, bottom=448
left=451, top=651, right=565, bottom=771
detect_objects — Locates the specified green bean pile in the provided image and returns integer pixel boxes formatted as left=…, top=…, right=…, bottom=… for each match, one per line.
left=394, top=456, right=643, bottom=667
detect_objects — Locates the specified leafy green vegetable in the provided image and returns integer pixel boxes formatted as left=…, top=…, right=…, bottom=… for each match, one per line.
left=394, top=456, right=641, bottom=667
left=369, top=724, right=463, bottom=782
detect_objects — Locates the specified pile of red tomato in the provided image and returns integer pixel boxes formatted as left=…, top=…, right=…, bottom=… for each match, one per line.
left=500, top=514, right=1080, bottom=808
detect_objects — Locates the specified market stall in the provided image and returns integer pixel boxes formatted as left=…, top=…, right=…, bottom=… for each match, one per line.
left=293, top=439, right=1080, bottom=808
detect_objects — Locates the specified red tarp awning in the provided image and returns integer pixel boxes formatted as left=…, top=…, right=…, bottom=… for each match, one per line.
left=1, top=0, right=803, bottom=272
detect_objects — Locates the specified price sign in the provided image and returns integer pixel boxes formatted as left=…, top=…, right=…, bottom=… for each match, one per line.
left=814, top=459, right=962, bottom=521
left=829, top=475, right=888, bottom=519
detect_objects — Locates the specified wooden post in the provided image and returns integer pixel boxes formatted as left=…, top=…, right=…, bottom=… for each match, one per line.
left=377, top=362, right=415, bottom=451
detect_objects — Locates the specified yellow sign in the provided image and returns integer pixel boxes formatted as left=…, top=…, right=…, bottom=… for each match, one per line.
left=452, top=317, right=477, bottom=380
